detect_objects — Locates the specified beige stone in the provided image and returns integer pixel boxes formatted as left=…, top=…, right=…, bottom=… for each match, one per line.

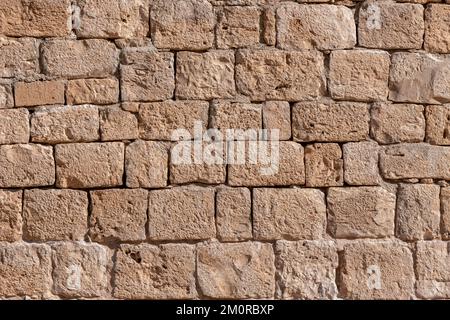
left=253, top=188, right=326, bottom=240
left=23, top=189, right=88, bottom=241
left=305, top=143, right=343, bottom=187
left=276, top=240, right=338, bottom=299
left=121, top=49, right=174, bottom=102
left=236, top=49, right=325, bottom=101
left=343, top=141, right=380, bottom=185
left=425, top=4, right=450, bottom=53
left=210, top=101, right=261, bottom=133
left=0, top=144, right=55, bottom=188
left=197, top=241, right=275, bottom=299
left=216, top=187, right=252, bottom=241
left=66, top=78, right=119, bottom=105
left=14, top=81, right=65, bottom=107
left=0, top=108, right=29, bottom=144
left=396, top=184, right=440, bottom=241
left=0, top=37, right=39, bottom=78
left=56, top=142, right=124, bottom=188
left=262, top=7, right=276, bottom=46
left=0, top=190, right=22, bottom=242
left=148, top=187, right=215, bottom=240
left=277, top=4, right=356, bottom=50
left=371, top=103, right=425, bottom=144
left=90, top=189, right=147, bottom=242
left=0, top=82, right=14, bottom=109
left=262, top=101, right=291, bottom=140
left=151, top=0, right=214, bottom=50
left=114, top=244, right=197, bottom=299
left=426, top=104, right=450, bottom=145
left=441, top=187, right=450, bottom=239
left=100, top=106, right=138, bottom=141
left=176, top=51, right=235, bottom=100
left=31, top=105, right=99, bottom=144
left=209, top=0, right=280, bottom=4
left=292, top=101, right=370, bottom=142
left=340, top=240, right=415, bottom=299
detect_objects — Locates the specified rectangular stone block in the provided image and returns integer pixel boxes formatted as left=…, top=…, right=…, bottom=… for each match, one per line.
left=0, top=109, right=29, bottom=144
left=66, top=78, right=119, bottom=105
left=0, top=82, right=14, bottom=109
left=14, top=81, right=65, bottom=107
left=100, top=106, right=138, bottom=141
left=426, top=104, right=450, bottom=145
left=343, top=141, right=380, bottom=185
left=0, top=190, right=22, bottom=242
left=210, top=101, right=262, bottom=133
left=0, top=38, right=39, bottom=78
left=305, top=143, right=343, bottom=187
left=262, top=101, right=291, bottom=140
left=441, top=187, right=450, bottom=239
left=425, top=4, right=450, bottom=53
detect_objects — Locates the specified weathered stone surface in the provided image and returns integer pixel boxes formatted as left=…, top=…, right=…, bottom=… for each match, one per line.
left=253, top=188, right=326, bottom=240
left=441, top=187, right=450, bottom=239
left=210, top=101, right=261, bottom=133
left=340, top=240, right=415, bottom=299
left=305, top=143, right=343, bottom=187
left=90, top=189, right=148, bottom=242
left=343, top=141, right=380, bottom=185
left=389, top=52, right=450, bottom=104
left=0, top=144, right=55, bottom=188
left=0, top=82, right=14, bottom=108
left=371, top=103, right=425, bottom=144
left=262, top=101, right=291, bottom=140
left=139, top=101, right=209, bottom=140
left=15, top=81, right=65, bottom=107
left=0, top=190, right=22, bottom=242
left=150, top=0, right=215, bottom=50
left=23, top=189, right=88, bottom=241
left=236, top=49, right=326, bottom=101
left=358, top=0, right=424, bottom=49
left=121, top=49, right=174, bottom=102
left=42, top=39, right=119, bottom=78
left=52, top=242, right=110, bottom=298
left=114, top=244, right=197, bottom=299
left=209, top=0, right=280, bottom=4
left=216, top=187, right=252, bottom=241
left=426, top=104, right=450, bottom=145
left=277, top=4, right=356, bottom=50
left=425, top=4, right=450, bottom=53
left=100, top=106, right=138, bottom=141
left=148, top=187, right=215, bottom=240
left=55, top=142, right=124, bottom=188
left=76, top=0, right=149, bottom=39
left=0, top=108, right=29, bottom=144
left=380, top=143, right=450, bottom=180
left=0, top=37, right=39, bottom=78
left=292, top=101, right=370, bottom=142
left=197, top=241, right=275, bottom=299
left=396, top=184, right=440, bottom=241
left=66, top=78, right=119, bottom=105
left=328, top=187, right=396, bottom=238
left=0, top=243, right=52, bottom=298
left=0, top=0, right=71, bottom=37
left=176, top=51, right=235, bottom=100
left=276, top=240, right=338, bottom=299
left=329, top=50, right=390, bottom=102
left=31, top=105, right=99, bottom=144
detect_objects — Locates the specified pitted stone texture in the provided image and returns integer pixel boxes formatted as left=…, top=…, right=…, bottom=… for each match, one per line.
left=23, top=189, right=88, bottom=241
left=216, top=187, right=252, bottom=242
left=0, top=37, right=39, bottom=78
left=148, top=187, right=215, bottom=240
left=197, top=241, right=275, bottom=299
left=228, top=141, right=305, bottom=187
left=389, top=52, right=450, bottom=104
left=253, top=188, right=326, bottom=240
left=0, top=243, right=52, bottom=298
left=125, top=140, right=168, bottom=188
left=329, top=50, right=390, bottom=102
left=90, top=189, right=148, bottom=242
left=425, top=4, right=450, bottom=53
left=0, top=108, right=30, bottom=145
left=31, top=105, right=99, bottom=144
left=52, top=242, right=110, bottom=298
left=0, top=144, right=55, bottom=188
left=121, top=50, right=174, bottom=102
left=176, top=51, right=235, bottom=100
left=396, top=184, right=440, bottom=241
left=114, top=244, right=197, bottom=299
left=0, top=190, right=22, bottom=242
left=340, top=240, right=415, bottom=300
left=0, top=82, right=14, bottom=109
left=441, top=188, right=450, bottom=239
left=292, top=101, right=370, bottom=142
left=210, top=101, right=262, bottom=133
left=276, top=241, right=338, bottom=300
left=55, top=142, right=124, bottom=189
left=328, top=187, right=396, bottom=238
left=209, top=0, right=280, bottom=4
left=426, top=105, right=450, bottom=145
left=14, top=81, right=65, bottom=107
left=277, top=4, right=356, bottom=50
left=263, top=101, right=291, bottom=140
left=100, top=107, right=138, bottom=141
left=236, top=49, right=325, bottom=101
left=262, top=7, right=276, bottom=46
left=150, top=0, right=214, bottom=50
left=358, top=0, right=424, bottom=49
left=0, top=0, right=71, bottom=37
left=371, top=103, right=425, bottom=144
left=66, top=78, right=119, bottom=105
left=42, top=39, right=119, bottom=78
left=139, top=101, right=209, bottom=141
left=76, top=0, right=149, bottom=39
left=343, top=141, right=380, bottom=186
left=305, top=143, right=343, bottom=187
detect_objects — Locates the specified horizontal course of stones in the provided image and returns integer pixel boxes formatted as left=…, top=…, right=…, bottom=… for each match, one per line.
left=2, top=0, right=450, bottom=300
